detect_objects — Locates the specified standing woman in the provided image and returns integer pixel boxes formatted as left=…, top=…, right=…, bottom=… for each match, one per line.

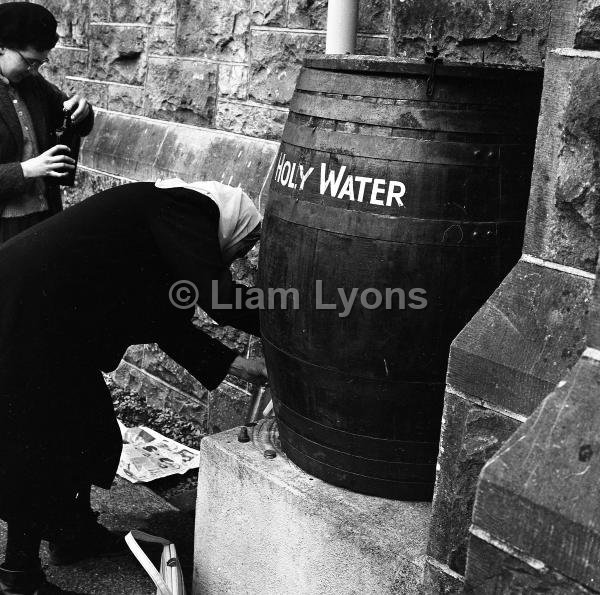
left=0, top=2, right=94, bottom=244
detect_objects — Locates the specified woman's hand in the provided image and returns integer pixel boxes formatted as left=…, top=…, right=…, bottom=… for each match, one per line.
left=228, top=356, right=268, bottom=385
left=21, top=145, right=75, bottom=179
left=63, top=94, right=91, bottom=125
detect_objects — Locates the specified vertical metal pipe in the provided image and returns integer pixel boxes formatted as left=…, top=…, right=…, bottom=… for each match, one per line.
left=325, top=0, right=359, bottom=55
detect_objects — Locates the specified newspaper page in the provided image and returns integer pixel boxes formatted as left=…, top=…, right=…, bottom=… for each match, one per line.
left=117, top=421, right=200, bottom=484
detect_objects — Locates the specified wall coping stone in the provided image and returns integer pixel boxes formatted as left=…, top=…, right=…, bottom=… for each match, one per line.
left=80, top=108, right=279, bottom=203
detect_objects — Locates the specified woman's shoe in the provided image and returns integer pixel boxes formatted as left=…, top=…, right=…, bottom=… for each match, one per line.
left=0, top=565, right=86, bottom=595
left=47, top=511, right=128, bottom=566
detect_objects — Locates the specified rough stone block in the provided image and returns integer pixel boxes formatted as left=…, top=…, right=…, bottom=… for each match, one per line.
left=288, top=0, right=389, bottom=34
left=428, top=49, right=599, bottom=589
left=112, top=361, right=208, bottom=426
left=89, top=25, right=147, bottom=85
left=207, top=381, right=254, bottom=434
left=427, top=391, right=521, bottom=576
left=40, top=0, right=89, bottom=47
left=144, top=57, right=217, bottom=126
left=122, top=343, right=208, bottom=399
left=80, top=111, right=278, bottom=197
left=547, top=0, right=600, bottom=50
left=466, top=534, right=597, bottom=594
left=356, top=34, right=389, bottom=55
left=251, top=0, right=286, bottom=26
left=524, top=50, right=600, bottom=272
left=149, top=26, right=177, bottom=56
left=110, top=0, right=176, bottom=25
left=249, top=30, right=325, bottom=104
left=589, top=259, right=600, bottom=349
left=218, top=63, right=248, bottom=99
left=216, top=100, right=287, bottom=140
left=470, top=353, right=600, bottom=590
left=64, top=77, right=108, bottom=109
left=575, top=3, right=600, bottom=49
left=194, top=426, right=430, bottom=594
left=43, top=47, right=89, bottom=90
left=193, top=310, right=252, bottom=355
left=359, top=0, right=391, bottom=34
left=108, top=83, right=145, bottom=115
left=177, top=0, right=250, bottom=62
left=90, top=0, right=110, bottom=21
left=422, top=559, right=465, bottom=594
left=447, top=260, right=593, bottom=418
left=249, top=30, right=386, bottom=105
left=231, top=248, right=258, bottom=284
left=390, top=0, right=551, bottom=66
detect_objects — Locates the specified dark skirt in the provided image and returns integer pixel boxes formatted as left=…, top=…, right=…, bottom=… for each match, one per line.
left=0, top=210, right=53, bottom=244
left=0, top=365, right=122, bottom=536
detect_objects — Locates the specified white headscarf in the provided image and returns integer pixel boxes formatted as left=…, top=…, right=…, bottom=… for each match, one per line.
left=155, top=178, right=262, bottom=262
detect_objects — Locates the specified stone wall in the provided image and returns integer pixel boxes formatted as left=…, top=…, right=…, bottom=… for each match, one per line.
left=424, top=2, right=600, bottom=591
left=18, top=0, right=553, bottom=435
left=30, top=0, right=395, bottom=143
left=34, top=0, right=551, bottom=146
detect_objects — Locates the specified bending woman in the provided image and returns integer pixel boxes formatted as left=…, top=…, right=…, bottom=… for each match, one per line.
left=0, top=180, right=267, bottom=595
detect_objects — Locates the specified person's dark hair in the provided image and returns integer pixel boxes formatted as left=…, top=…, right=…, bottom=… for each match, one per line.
left=0, top=2, right=58, bottom=52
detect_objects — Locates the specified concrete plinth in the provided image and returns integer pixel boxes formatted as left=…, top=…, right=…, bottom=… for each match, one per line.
left=193, top=420, right=431, bottom=595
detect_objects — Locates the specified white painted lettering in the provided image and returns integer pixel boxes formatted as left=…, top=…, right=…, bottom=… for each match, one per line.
left=287, top=163, right=297, bottom=189
left=280, top=161, right=292, bottom=186
left=298, top=164, right=314, bottom=190
left=337, top=175, right=355, bottom=201
left=354, top=176, right=372, bottom=202
left=320, top=163, right=347, bottom=197
left=275, top=153, right=286, bottom=183
left=370, top=178, right=386, bottom=205
left=386, top=181, right=406, bottom=207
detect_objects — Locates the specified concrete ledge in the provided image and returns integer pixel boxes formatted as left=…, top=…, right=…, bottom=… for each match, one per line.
left=193, top=421, right=431, bottom=595
left=80, top=109, right=279, bottom=204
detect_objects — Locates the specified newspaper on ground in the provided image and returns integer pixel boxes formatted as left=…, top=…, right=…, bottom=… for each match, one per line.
left=117, top=421, right=200, bottom=484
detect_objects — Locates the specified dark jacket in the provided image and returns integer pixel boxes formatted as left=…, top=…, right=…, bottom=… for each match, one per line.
left=0, top=74, right=94, bottom=214
left=0, top=182, right=260, bottom=529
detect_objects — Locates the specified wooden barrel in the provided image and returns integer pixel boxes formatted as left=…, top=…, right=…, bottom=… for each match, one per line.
left=258, top=56, right=542, bottom=500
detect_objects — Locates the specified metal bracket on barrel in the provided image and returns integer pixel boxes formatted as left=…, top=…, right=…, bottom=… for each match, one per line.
left=425, top=46, right=443, bottom=98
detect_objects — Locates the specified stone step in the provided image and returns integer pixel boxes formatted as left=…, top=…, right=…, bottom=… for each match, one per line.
left=194, top=420, right=432, bottom=595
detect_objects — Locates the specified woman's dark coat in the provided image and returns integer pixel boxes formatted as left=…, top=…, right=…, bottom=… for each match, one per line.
left=0, top=182, right=260, bottom=531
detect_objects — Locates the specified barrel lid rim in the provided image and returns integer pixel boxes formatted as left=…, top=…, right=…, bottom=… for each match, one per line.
left=303, top=54, right=544, bottom=78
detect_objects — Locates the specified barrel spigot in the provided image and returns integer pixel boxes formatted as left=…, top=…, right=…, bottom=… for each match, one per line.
left=245, top=384, right=268, bottom=426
